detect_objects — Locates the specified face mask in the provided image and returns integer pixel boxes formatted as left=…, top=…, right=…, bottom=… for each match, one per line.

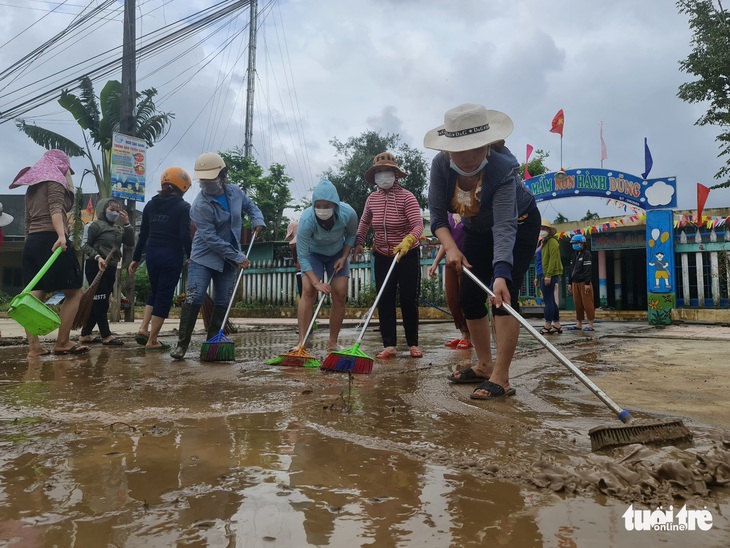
left=200, top=180, right=222, bottom=194
left=315, top=207, right=334, bottom=220
left=539, top=230, right=549, bottom=240
left=106, top=210, right=120, bottom=223
left=374, top=171, right=396, bottom=189
left=572, top=244, right=582, bottom=251
left=450, top=156, right=488, bottom=178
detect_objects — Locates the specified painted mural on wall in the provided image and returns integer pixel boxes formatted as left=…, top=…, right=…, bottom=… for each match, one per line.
left=646, top=209, right=675, bottom=325
left=527, top=169, right=676, bottom=211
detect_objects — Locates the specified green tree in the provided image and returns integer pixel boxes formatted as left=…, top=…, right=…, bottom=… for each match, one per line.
left=581, top=210, right=601, bottom=221
left=321, top=131, right=429, bottom=217
left=221, top=147, right=293, bottom=241
left=16, top=76, right=173, bottom=197
left=519, top=149, right=551, bottom=180
left=554, top=213, right=569, bottom=224
left=677, top=0, right=730, bottom=188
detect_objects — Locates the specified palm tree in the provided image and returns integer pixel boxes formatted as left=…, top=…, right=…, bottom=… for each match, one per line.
left=16, top=76, right=173, bottom=198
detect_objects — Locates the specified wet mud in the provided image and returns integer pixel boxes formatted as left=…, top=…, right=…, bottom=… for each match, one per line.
left=1, top=322, right=729, bottom=546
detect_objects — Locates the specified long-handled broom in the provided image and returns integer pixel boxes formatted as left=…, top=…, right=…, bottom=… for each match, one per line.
left=266, top=294, right=325, bottom=367
left=462, top=267, right=691, bottom=451
left=72, top=246, right=119, bottom=330
left=321, top=251, right=400, bottom=374
left=199, top=234, right=257, bottom=362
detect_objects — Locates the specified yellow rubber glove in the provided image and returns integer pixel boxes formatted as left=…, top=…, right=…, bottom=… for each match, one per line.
left=393, top=234, right=417, bottom=261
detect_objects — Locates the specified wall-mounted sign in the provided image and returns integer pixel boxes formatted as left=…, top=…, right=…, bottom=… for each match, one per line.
left=110, top=132, right=146, bottom=202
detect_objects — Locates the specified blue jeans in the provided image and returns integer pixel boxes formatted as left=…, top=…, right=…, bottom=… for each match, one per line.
left=185, top=260, right=238, bottom=307
left=543, top=276, right=560, bottom=323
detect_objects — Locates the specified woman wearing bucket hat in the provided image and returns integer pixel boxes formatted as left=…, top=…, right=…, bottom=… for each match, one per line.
left=129, top=167, right=193, bottom=349
left=9, top=149, right=89, bottom=357
left=426, top=104, right=540, bottom=399
left=353, top=152, right=424, bottom=359
left=170, top=152, right=265, bottom=360
left=539, top=219, right=563, bottom=335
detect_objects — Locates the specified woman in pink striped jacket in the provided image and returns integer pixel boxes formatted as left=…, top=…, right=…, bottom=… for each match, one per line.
left=353, top=152, right=425, bottom=359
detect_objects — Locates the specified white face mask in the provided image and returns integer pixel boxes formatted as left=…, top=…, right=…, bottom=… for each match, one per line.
left=106, top=210, right=120, bottom=223
left=315, top=207, right=334, bottom=220
left=374, top=171, right=396, bottom=189
left=450, top=156, right=489, bottom=178
left=539, top=230, right=549, bottom=240
left=200, top=180, right=222, bottom=194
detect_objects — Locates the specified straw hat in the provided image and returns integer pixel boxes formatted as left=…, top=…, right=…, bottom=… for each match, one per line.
left=541, top=219, right=557, bottom=237
left=423, top=103, right=514, bottom=152
left=0, top=203, right=13, bottom=228
left=364, top=152, right=408, bottom=185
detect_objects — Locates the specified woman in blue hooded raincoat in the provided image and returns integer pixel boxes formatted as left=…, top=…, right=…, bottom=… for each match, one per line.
left=295, top=179, right=358, bottom=352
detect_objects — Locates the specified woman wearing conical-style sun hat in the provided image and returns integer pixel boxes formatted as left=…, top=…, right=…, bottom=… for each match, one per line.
left=425, top=103, right=540, bottom=400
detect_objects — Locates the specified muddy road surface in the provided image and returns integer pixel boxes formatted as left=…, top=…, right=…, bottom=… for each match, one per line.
left=1, top=321, right=729, bottom=547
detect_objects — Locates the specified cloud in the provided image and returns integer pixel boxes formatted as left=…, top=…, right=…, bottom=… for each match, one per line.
left=1, top=0, right=729, bottom=222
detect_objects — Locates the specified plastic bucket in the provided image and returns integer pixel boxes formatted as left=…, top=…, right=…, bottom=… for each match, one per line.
left=8, top=292, right=61, bottom=336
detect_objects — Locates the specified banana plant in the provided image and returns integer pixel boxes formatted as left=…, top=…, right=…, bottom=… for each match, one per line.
left=16, top=76, right=174, bottom=198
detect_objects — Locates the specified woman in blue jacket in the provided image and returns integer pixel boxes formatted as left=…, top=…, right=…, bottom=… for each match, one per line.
left=171, top=152, right=265, bottom=360
left=295, top=179, right=358, bottom=352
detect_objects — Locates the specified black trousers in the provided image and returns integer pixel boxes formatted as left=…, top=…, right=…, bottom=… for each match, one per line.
left=81, top=260, right=117, bottom=338
left=460, top=205, right=541, bottom=318
left=374, top=248, right=420, bottom=348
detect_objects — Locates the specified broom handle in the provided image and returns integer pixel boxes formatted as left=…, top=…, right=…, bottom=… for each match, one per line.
left=21, top=247, right=63, bottom=294
left=355, top=251, right=400, bottom=343
left=219, top=232, right=257, bottom=328
left=462, top=267, right=632, bottom=423
left=89, top=246, right=119, bottom=289
left=300, top=294, right=326, bottom=348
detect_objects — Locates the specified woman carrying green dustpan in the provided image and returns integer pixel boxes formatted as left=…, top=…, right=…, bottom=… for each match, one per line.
left=10, top=149, right=89, bottom=357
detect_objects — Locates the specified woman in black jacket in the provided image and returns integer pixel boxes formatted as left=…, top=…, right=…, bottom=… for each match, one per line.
left=129, top=167, right=192, bottom=349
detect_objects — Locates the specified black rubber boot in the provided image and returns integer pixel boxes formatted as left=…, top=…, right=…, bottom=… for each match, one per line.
left=207, top=306, right=228, bottom=340
left=170, top=304, right=201, bottom=360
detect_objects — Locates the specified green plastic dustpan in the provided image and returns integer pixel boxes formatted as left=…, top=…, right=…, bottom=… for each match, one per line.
left=8, top=247, right=63, bottom=336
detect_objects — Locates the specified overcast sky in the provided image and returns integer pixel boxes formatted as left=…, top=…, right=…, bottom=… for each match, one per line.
left=2, top=0, right=729, bottom=224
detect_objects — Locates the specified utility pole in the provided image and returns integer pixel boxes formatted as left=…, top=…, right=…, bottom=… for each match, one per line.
left=243, top=0, right=258, bottom=159
left=117, top=0, right=136, bottom=322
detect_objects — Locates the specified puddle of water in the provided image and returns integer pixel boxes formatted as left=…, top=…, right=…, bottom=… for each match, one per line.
left=1, top=323, right=729, bottom=546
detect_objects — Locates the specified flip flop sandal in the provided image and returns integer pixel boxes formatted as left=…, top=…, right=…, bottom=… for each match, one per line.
left=135, top=334, right=149, bottom=346
left=447, top=368, right=488, bottom=384
left=567, top=326, right=582, bottom=330
left=145, top=342, right=171, bottom=350
left=409, top=347, right=423, bottom=358
left=583, top=327, right=595, bottom=332
left=103, top=338, right=124, bottom=346
left=375, top=349, right=397, bottom=359
left=539, top=328, right=553, bottom=335
left=54, top=343, right=90, bottom=355
left=444, top=338, right=461, bottom=348
left=79, top=336, right=102, bottom=344
left=456, top=339, right=473, bottom=349
left=470, top=380, right=516, bottom=400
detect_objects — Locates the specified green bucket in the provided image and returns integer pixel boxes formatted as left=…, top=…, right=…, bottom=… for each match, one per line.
left=8, top=247, right=63, bottom=336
